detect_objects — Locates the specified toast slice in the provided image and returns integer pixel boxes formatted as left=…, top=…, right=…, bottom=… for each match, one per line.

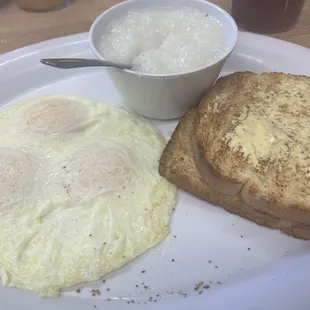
left=159, top=72, right=310, bottom=239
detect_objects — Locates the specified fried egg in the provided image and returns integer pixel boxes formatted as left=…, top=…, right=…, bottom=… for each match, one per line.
left=18, top=96, right=87, bottom=136
left=64, top=141, right=138, bottom=197
left=0, top=147, right=36, bottom=210
left=0, top=95, right=176, bottom=297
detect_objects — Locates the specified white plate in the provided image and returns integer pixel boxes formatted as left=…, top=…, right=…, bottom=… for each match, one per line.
left=0, top=32, right=310, bottom=310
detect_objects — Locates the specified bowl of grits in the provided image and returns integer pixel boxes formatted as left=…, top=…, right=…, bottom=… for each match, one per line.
left=90, top=0, right=238, bottom=120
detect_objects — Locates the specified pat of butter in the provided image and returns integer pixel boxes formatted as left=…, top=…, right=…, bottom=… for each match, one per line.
left=226, top=114, right=276, bottom=166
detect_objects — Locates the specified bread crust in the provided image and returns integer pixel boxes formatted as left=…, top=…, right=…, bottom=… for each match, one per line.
left=159, top=73, right=310, bottom=239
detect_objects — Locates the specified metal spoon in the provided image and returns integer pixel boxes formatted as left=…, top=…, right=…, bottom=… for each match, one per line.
left=40, top=58, right=132, bottom=70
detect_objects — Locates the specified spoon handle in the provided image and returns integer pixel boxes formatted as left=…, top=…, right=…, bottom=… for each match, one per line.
left=40, top=58, right=131, bottom=70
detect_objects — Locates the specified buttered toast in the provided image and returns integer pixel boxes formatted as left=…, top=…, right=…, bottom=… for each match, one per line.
left=159, top=72, right=310, bottom=239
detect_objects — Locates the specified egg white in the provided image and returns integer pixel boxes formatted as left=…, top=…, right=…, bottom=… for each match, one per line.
left=0, top=95, right=177, bottom=297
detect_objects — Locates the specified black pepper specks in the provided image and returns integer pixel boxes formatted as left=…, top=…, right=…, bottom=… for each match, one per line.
left=91, top=289, right=100, bottom=296
left=194, top=281, right=204, bottom=291
left=194, top=282, right=211, bottom=294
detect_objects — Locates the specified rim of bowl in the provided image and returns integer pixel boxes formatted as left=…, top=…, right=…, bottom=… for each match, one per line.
left=89, top=0, right=238, bottom=79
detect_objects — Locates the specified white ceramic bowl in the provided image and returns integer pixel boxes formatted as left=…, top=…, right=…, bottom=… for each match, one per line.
left=90, top=0, right=238, bottom=120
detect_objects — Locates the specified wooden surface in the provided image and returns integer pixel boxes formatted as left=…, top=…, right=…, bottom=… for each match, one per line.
left=0, top=0, right=309, bottom=54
